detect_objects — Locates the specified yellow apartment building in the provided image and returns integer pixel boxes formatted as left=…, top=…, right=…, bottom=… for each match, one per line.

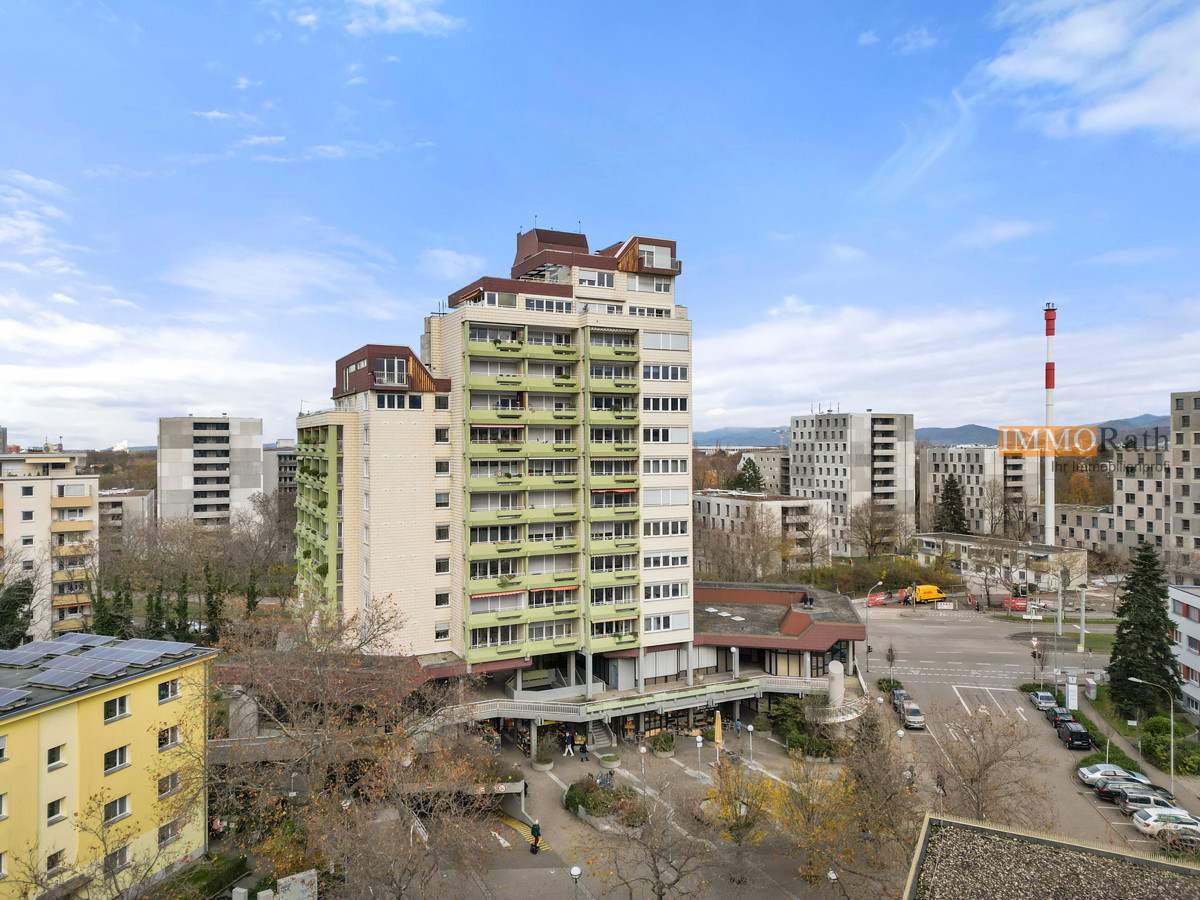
left=0, top=634, right=213, bottom=900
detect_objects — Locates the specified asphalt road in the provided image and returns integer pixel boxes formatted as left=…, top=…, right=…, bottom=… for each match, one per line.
left=860, top=605, right=1163, bottom=850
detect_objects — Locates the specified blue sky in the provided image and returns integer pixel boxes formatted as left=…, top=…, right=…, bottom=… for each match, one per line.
left=1, top=0, right=1198, bottom=448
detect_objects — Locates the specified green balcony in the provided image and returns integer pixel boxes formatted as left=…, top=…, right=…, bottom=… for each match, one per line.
left=526, top=537, right=580, bottom=554
left=587, top=537, right=640, bottom=556
left=587, top=569, right=640, bottom=590
left=467, top=374, right=526, bottom=391
left=526, top=506, right=581, bottom=525
left=589, top=632, right=641, bottom=654
left=524, top=474, right=581, bottom=491
left=467, top=407, right=529, bottom=426
left=466, top=575, right=524, bottom=594
left=466, top=608, right=529, bottom=629
left=525, top=343, right=581, bottom=362
left=465, top=508, right=528, bottom=528
left=522, top=635, right=583, bottom=657
left=588, top=441, right=639, bottom=457
left=527, top=602, right=582, bottom=621
left=466, top=643, right=528, bottom=664
left=524, top=571, right=581, bottom=592
left=589, top=378, right=639, bottom=394
left=589, top=474, right=640, bottom=491
left=468, top=474, right=525, bottom=491
left=466, top=541, right=530, bottom=561
left=524, top=376, right=579, bottom=393
left=589, top=602, right=641, bottom=622
left=587, top=506, right=639, bottom=523
left=588, top=409, right=640, bottom=428
left=586, top=344, right=640, bottom=362
left=527, top=409, right=582, bottom=426
left=466, top=441, right=533, bottom=459
left=467, top=339, right=525, bottom=357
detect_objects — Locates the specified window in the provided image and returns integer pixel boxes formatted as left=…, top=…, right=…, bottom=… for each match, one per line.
left=435, top=525, right=450, bottom=542
left=435, top=395, right=449, bottom=410
left=47, top=744, right=65, bottom=770
left=642, top=364, right=688, bottom=381
left=103, top=846, right=129, bottom=877
left=528, top=621, right=575, bottom=641
left=21, top=510, right=32, bottom=522
left=578, top=269, right=615, bottom=288
left=435, top=427, right=449, bottom=443
left=435, top=460, right=450, bottom=476
left=435, top=557, right=450, bottom=574
left=408, top=394, right=423, bottom=410
left=643, top=396, right=688, bottom=412
left=644, top=519, right=688, bottom=537
left=644, top=458, right=688, bottom=474
left=525, top=297, right=572, bottom=313
left=433, top=622, right=451, bottom=641
left=103, top=745, right=129, bottom=774
left=158, top=726, right=180, bottom=751
left=103, top=696, right=128, bottom=724
left=435, top=592, right=450, bottom=608
left=0, top=792, right=6, bottom=818
left=644, top=552, right=689, bottom=569
left=645, top=613, right=689, bottom=632
left=158, top=771, right=181, bottom=798
left=158, top=678, right=180, bottom=703
left=48, top=798, right=65, bottom=824
left=47, top=850, right=64, bottom=874
left=0, top=734, right=6, bottom=760
left=21, top=485, right=33, bottom=497
left=643, top=427, right=689, bottom=444
left=643, top=332, right=688, bottom=350
left=435, top=492, right=450, bottom=509
left=20, top=535, right=33, bottom=546
left=644, top=582, right=689, bottom=600
left=643, top=489, right=690, bottom=506
left=0, top=849, right=5, bottom=878
left=158, top=820, right=180, bottom=847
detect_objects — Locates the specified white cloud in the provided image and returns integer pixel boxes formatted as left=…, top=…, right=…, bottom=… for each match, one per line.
left=234, top=76, right=261, bottom=90
left=826, top=243, right=866, bottom=262
left=109, top=298, right=137, bottom=308
left=346, top=0, right=464, bottom=36
left=309, top=144, right=347, bottom=158
left=237, top=134, right=287, bottom=146
left=418, top=248, right=484, bottom=281
left=290, top=8, right=319, bottom=29
left=893, top=25, right=938, bottom=54
left=858, top=30, right=879, bottom=46
left=347, top=77, right=367, bottom=86
left=193, top=109, right=232, bottom=120
left=306, top=140, right=391, bottom=159
left=950, top=217, right=1051, bottom=248
left=1081, top=246, right=1175, bottom=265
left=5, top=170, right=69, bottom=198
left=986, top=1, right=1200, bottom=141
left=49, top=292, right=76, bottom=305
left=860, top=91, right=974, bottom=200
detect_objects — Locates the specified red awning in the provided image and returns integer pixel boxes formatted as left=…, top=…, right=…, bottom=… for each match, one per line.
left=470, top=590, right=526, bottom=599
left=592, top=488, right=637, bottom=493
left=536, top=585, right=578, bottom=592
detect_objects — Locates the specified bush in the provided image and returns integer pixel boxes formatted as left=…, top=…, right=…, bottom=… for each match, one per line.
left=1077, top=747, right=1143, bottom=774
left=702, top=727, right=716, bottom=743
left=1145, top=716, right=1172, bottom=736
left=534, top=732, right=560, bottom=765
left=197, top=854, right=248, bottom=896
left=252, top=876, right=277, bottom=896
left=564, top=783, right=588, bottom=811
left=649, top=730, right=675, bottom=752
left=876, top=677, right=903, bottom=693
left=599, top=752, right=620, bottom=763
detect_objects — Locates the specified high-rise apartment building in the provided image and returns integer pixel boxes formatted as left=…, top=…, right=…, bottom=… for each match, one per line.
left=0, top=446, right=99, bottom=638
left=295, top=231, right=694, bottom=692
left=156, top=417, right=263, bottom=526
left=738, top=448, right=790, bottom=495
left=1112, top=445, right=1171, bottom=559
left=789, top=412, right=915, bottom=556
left=1169, top=391, right=1200, bottom=583
left=919, top=445, right=1040, bottom=536
left=263, top=438, right=297, bottom=496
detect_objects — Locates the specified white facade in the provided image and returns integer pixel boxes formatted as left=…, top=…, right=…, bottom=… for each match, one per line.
left=739, top=448, right=790, bottom=495
left=0, top=447, right=99, bottom=638
left=98, top=488, right=155, bottom=535
left=1169, top=585, right=1200, bottom=719
left=693, top=489, right=831, bottom=570
left=789, top=412, right=915, bottom=556
left=920, top=444, right=1039, bottom=535
left=157, top=416, right=263, bottom=526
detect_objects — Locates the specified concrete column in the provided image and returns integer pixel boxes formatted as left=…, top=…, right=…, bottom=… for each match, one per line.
left=569, top=658, right=576, bottom=686
left=585, top=652, right=594, bottom=700
left=731, top=647, right=740, bottom=680
left=515, top=668, right=523, bottom=691
left=530, top=720, right=538, bottom=758
left=688, top=708, right=695, bottom=728
left=803, top=651, right=811, bottom=679
left=847, top=643, right=855, bottom=677
left=637, top=646, right=645, bottom=693
left=685, top=641, right=694, bottom=686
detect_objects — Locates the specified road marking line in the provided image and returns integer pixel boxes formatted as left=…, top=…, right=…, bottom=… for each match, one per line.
left=984, top=688, right=1007, bottom=714
left=952, top=685, right=972, bottom=715
left=545, top=770, right=569, bottom=791
left=1015, top=707, right=1027, bottom=721
left=491, top=830, right=511, bottom=849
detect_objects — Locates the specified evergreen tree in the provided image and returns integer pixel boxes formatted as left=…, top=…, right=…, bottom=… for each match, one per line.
left=0, top=578, right=35, bottom=649
left=89, top=579, right=122, bottom=637
left=170, top=573, right=191, bottom=642
left=1107, top=545, right=1182, bottom=716
left=143, top=581, right=166, bottom=639
left=245, top=569, right=260, bottom=617
left=735, top=458, right=766, bottom=492
left=111, top=575, right=134, bottom=639
left=933, top=474, right=970, bottom=535
left=203, top=562, right=225, bottom=645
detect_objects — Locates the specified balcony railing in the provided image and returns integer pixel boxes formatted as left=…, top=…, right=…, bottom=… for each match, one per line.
left=374, top=372, right=408, bottom=387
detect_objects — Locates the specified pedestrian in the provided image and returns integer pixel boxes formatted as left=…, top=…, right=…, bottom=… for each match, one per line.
left=530, top=820, right=541, bottom=854
left=735, top=718, right=742, bottom=740
left=579, top=737, right=589, bottom=762
left=563, top=733, right=574, bottom=757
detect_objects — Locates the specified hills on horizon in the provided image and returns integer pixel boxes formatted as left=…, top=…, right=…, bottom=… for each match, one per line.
left=694, top=413, right=1171, bottom=448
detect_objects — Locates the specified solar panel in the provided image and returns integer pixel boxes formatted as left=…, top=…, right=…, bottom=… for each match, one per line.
left=0, top=649, right=45, bottom=667
left=44, top=656, right=128, bottom=677
left=51, top=633, right=116, bottom=647
left=18, top=641, right=76, bottom=656
left=79, top=646, right=166, bottom=666
left=119, top=639, right=196, bottom=656
left=0, top=687, right=31, bottom=708
left=25, top=668, right=91, bottom=689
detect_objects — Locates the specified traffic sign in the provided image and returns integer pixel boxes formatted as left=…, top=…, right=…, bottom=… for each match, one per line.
left=1031, top=638, right=1039, bottom=648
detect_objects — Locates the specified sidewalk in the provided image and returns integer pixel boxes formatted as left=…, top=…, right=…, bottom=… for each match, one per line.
left=1080, top=695, right=1200, bottom=809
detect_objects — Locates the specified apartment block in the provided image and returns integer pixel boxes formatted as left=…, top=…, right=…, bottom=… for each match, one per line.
left=1169, top=586, right=1200, bottom=719
left=1053, top=503, right=1117, bottom=554
left=0, top=634, right=211, bottom=899
left=693, top=489, right=832, bottom=572
left=156, top=417, right=263, bottom=526
left=919, top=445, right=1040, bottom=536
left=0, top=446, right=99, bottom=639
left=263, top=439, right=297, bottom=496
left=789, top=412, right=915, bottom=556
left=98, top=489, right=155, bottom=537
left=739, top=448, right=790, bottom=495
left=1111, top=445, right=1172, bottom=559
left=1170, top=391, right=1200, bottom=583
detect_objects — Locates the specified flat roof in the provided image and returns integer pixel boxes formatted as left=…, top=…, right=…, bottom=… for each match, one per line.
left=692, top=583, right=865, bottom=650
left=0, top=635, right=215, bottom=722
left=917, top=532, right=1082, bottom=555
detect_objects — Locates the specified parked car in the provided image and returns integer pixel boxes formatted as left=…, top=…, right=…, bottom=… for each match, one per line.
left=1029, top=691, right=1057, bottom=711
left=1159, top=828, right=1200, bottom=853
left=890, top=688, right=911, bottom=711
left=1058, top=721, right=1092, bottom=750
left=1045, top=707, right=1074, bottom=727
left=1131, top=809, right=1200, bottom=837
left=1077, top=764, right=1149, bottom=787
left=1119, top=791, right=1187, bottom=817
left=1095, top=776, right=1159, bottom=801
left=900, top=701, right=926, bottom=729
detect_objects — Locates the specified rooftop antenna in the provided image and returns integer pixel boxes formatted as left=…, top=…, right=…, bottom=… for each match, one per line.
left=534, top=214, right=538, bottom=229
left=578, top=220, right=582, bottom=233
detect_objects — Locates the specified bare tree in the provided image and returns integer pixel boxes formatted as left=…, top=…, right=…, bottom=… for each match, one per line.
left=1001, top=490, right=1037, bottom=541
left=693, top=505, right=788, bottom=583
left=789, top=503, right=832, bottom=584
left=847, top=501, right=900, bottom=560
left=980, top=481, right=1005, bottom=536
left=933, top=704, right=1051, bottom=829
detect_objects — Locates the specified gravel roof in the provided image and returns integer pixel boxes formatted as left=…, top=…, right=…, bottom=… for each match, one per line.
left=914, top=825, right=1200, bottom=900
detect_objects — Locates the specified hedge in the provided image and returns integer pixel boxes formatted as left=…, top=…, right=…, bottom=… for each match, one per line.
left=1019, top=683, right=1139, bottom=769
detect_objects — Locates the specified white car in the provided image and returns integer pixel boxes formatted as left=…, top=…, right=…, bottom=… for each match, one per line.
left=1077, top=764, right=1151, bottom=787
left=1132, top=808, right=1199, bottom=836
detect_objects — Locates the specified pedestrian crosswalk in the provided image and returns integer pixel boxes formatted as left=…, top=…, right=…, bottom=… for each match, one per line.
left=493, top=810, right=552, bottom=852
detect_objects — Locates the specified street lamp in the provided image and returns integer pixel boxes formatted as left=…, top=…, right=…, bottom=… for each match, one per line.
left=747, top=724, right=754, bottom=763
left=639, top=744, right=647, bottom=797
left=864, top=580, right=883, bottom=673
left=1128, top=676, right=1175, bottom=797
left=827, top=870, right=849, bottom=900
left=569, top=865, right=582, bottom=900
left=696, top=733, right=704, bottom=775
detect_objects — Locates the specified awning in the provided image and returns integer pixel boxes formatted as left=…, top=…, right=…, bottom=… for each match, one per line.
left=591, top=488, right=637, bottom=493
left=473, top=423, right=525, bottom=428
left=534, top=585, right=578, bottom=593
left=470, top=590, right=526, bottom=599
